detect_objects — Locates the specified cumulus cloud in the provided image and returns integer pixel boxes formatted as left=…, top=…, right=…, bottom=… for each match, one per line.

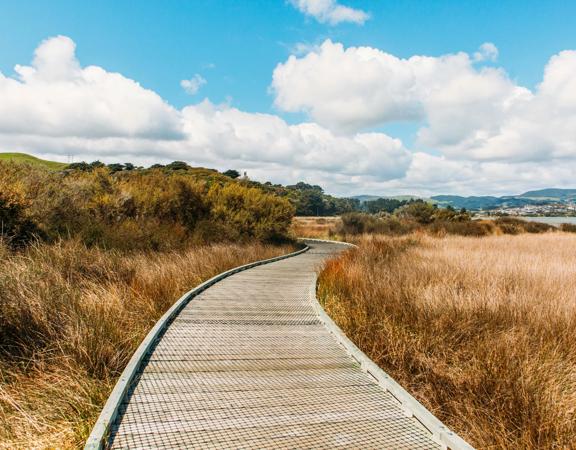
left=272, top=40, right=522, bottom=133
left=380, top=153, right=576, bottom=197
left=473, top=42, right=499, bottom=62
left=0, top=36, right=410, bottom=187
left=272, top=40, right=576, bottom=167
left=180, top=100, right=411, bottom=178
left=289, top=0, right=369, bottom=25
left=0, top=36, right=183, bottom=140
left=421, top=50, right=576, bottom=163
left=3, top=35, right=576, bottom=197
left=180, top=74, right=206, bottom=95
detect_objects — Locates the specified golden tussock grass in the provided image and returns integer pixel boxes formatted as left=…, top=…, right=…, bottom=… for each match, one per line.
left=290, top=216, right=340, bottom=238
left=318, top=233, right=576, bottom=449
left=0, top=240, right=293, bottom=449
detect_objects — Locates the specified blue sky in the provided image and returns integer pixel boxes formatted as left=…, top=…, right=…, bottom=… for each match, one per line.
left=2, top=0, right=572, bottom=112
left=1, top=0, right=575, bottom=195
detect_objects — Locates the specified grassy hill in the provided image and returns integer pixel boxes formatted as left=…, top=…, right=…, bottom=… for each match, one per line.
left=0, top=152, right=68, bottom=170
left=352, top=194, right=434, bottom=203
left=518, top=188, right=576, bottom=201
left=433, top=189, right=576, bottom=210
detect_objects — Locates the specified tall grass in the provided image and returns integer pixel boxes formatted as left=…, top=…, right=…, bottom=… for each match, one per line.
left=290, top=216, right=341, bottom=238
left=0, top=240, right=293, bottom=448
left=318, top=233, right=576, bottom=449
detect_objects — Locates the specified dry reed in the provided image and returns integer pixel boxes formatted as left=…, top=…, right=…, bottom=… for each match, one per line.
left=318, top=233, right=576, bottom=449
left=290, top=216, right=340, bottom=238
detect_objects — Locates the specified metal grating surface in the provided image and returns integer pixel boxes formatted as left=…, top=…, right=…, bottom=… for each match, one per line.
left=108, top=241, right=440, bottom=449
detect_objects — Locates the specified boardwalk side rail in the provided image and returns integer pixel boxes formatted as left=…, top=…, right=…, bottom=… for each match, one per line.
left=305, top=237, right=475, bottom=450
left=84, top=245, right=310, bottom=450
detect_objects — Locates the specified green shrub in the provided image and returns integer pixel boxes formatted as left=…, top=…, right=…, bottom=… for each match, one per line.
left=338, top=213, right=417, bottom=236
left=560, top=223, right=576, bottom=233
left=494, top=217, right=554, bottom=234
left=0, top=191, right=41, bottom=247
left=396, top=200, right=436, bottom=224
left=0, top=161, right=295, bottom=250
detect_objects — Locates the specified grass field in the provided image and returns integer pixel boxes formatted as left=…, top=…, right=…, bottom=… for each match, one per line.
left=0, top=240, right=293, bottom=449
left=290, top=216, right=340, bottom=238
left=318, top=233, right=576, bottom=449
left=0, top=152, right=68, bottom=170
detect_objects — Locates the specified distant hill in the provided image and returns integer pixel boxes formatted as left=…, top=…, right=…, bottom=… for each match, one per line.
left=352, top=194, right=432, bottom=203
left=0, top=152, right=68, bottom=170
left=518, top=188, right=576, bottom=201
left=431, top=195, right=504, bottom=210
left=431, top=189, right=576, bottom=210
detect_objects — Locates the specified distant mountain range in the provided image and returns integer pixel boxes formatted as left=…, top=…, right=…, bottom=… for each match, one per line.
left=351, top=194, right=433, bottom=203
left=352, top=189, right=576, bottom=211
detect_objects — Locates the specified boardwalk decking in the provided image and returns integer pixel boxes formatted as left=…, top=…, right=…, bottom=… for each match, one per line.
left=90, top=240, right=471, bottom=449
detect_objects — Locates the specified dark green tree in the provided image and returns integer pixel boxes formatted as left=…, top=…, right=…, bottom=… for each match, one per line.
left=165, top=161, right=190, bottom=171
left=107, top=163, right=124, bottom=173
left=365, top=198, right=407, bottom=214
left=223, top=169, right=241, bottom=179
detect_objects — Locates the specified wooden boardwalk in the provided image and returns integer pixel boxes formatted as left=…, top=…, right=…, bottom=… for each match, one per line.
left=90, top=240, right=471, bottom=449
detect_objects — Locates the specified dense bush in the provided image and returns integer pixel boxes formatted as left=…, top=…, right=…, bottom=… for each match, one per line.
left=0, top=184, right=42, bottom=247
left=494, top=217, right=555, bottom=234
left=396, top=200, right=437, bottom=224
left=263, top=181, right=360, bottom=216
left=560, top=222, right=576, bottom=232
left=364, top=198, right=407, bottom=214
left=0, top=162, right=294, bottom=250
left=337, top=208, right=558, bottom=238
left=223, top=169, right=241, bottom=179
left=337, top=212, right=417, bottom=235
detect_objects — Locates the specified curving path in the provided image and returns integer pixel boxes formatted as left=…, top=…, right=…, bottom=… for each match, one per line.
left=88, top=240, right=472, bottom=449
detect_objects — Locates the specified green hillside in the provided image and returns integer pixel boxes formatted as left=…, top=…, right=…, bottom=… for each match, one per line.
left=352, top=194, right=434, bottom=203
left=518, top=188, right=576, bottom=201
left=0, top=152, right=68, bottom=170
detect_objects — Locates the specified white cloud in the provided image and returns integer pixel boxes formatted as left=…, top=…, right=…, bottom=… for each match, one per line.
left=336, top=151, right=576, bottom=198
left=0, top=36, right=183, bottom=140
left=180, top=74, right=207, bottom=95
left=289, top=0, right=369, bottom=25
left=174, top=100, right=411, bottom=178
left=2, top=35, right=576, bottom=197
left=421, top=50, right=576, bottom=163
left=0, top=36, right=410, bottom=188
left=473, top=42, right=499, bottom=62
left=272, top=40, right=576, bottom=167
left=272, top=40, right=522, bottom=134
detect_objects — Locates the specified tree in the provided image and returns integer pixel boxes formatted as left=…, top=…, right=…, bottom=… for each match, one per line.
left=296, top=190, right=325, bottom=216
left=365, top=198, right=407, bottom=214
left=223, top=169, right=240, bottom=179
left=90, top=160, right=105, bottom=169
left=123, top=162, right=135, bottom=171
left=287, top=181, right=324, bottom=193
left=107, top=163, right=124, bottom=173
left=165, top=161, right=189, bottom=171
left=67, top=161, right=92, bottom=171
left=397, top=200, right=436, bottom=224
left=149, top=163, right=165, bottom=169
